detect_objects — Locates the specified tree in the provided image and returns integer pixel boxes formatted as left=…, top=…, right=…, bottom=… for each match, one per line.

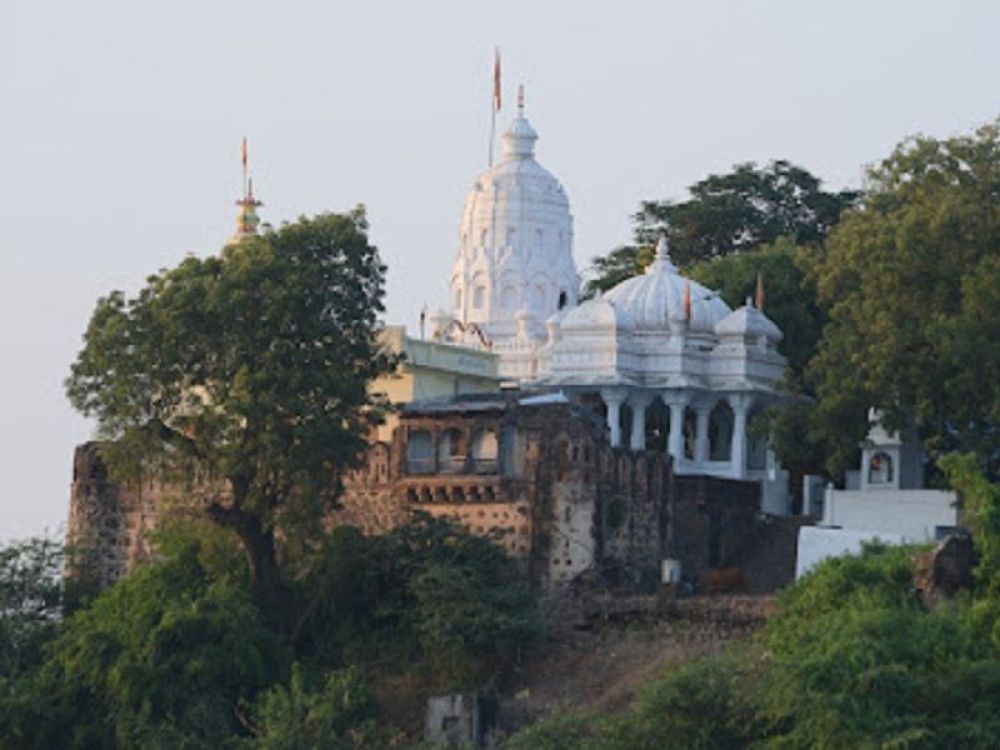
left=0, top=539, right=289, bottom=749
left=65, top=209, right=397, bottom=624
left=582, top=160, right=856, bottom=296
left=636, top=160, right=857, bottom=266
left=0, top=537, right=63, bottom=679
left=807, top=123, right=1000, bottom=475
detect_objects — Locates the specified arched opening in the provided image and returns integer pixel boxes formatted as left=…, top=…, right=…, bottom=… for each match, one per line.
left=473, top=285, right=486, bottom=309
left=683, top=406, right=698, bottom=460
left=558, top=290, right=568, bottom=310
left=708, top=401, right=734, bottom=461
left=644, top=399, right=669, bottom=453
left=869, top=451, right=893, bottom=485
left=471, top=428, right=499, bottom=473
left=747, top=408, right=768, bottom=471
left=437, top=428, right=466, bottom=474
left=405, top=429, right=434, bottom=474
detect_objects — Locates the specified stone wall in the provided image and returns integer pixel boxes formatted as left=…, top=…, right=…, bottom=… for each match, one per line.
left=667, top=474, right=760, bottom=576
left=67, top=396, right=763, bottom=592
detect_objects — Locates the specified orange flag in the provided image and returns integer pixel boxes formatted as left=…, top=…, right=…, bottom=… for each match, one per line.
left=493, top=48, right=502, bottom=112
left=241, top=137, right=248, bottom=168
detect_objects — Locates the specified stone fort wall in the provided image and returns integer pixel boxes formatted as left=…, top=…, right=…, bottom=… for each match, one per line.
left=67, top=399, right=761, bottom=591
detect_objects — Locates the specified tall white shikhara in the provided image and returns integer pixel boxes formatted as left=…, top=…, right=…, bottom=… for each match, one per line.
left=446, top=98, right=579, bottom=380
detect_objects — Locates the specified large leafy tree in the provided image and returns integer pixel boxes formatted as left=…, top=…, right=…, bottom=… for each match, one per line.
left=808, top=123, right=1000, bottom=475
left=636, top=159, right=858, bottom=266
left=582, top=160, right=856, bottom=297
left=65, top=208, right=396, bottom=621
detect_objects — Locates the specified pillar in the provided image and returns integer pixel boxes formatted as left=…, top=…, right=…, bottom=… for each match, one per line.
left=665, top=396, right=689, bottom=462
left=728, top=394, right=753, bottom=479
left=629, top=392, right=653, bottom=451
left=694, top=404, right=711, bottom=463
left=600, top=388, right=626, bottom=448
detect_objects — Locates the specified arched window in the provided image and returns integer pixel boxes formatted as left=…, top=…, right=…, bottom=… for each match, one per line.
left=437, top=428, right=466, bottom=474
left=471, top=428, right=499, bottom=473
left=708, top=401, right=734, bottom=461
left=869, top=451, right=893, bottom=485
left=405, top=429, right=434, bottom=474
left=558, top=290, right=568, bottom=310
left=473, top=286, right=486, bottom=309
left=747, top=409, right=768, bottom=471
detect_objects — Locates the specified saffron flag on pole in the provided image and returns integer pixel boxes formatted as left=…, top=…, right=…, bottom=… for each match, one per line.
left=493, top=47, right=501, bottom=112
left=241, top=137, right=248, bottom=168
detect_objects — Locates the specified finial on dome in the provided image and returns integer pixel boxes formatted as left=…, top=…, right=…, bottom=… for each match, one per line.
left=684, top=282, right=692, bottom=321
left=232, top=137, right=262, bottom=243
left=755, top=271, right=765, bottom=311
left=517, top=84, right=525, bottom=116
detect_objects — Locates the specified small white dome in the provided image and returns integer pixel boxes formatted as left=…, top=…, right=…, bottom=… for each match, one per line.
left=715, top=303, right=783, bottom=341
left=603, top=239, right=731, bottom=334
left=561, top=295, right=634, bottom=331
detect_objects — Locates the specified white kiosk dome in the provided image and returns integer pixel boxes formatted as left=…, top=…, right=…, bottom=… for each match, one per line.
left=450, top=91, right=579, bottom=345
left=603, top=237, right=731, bottom=334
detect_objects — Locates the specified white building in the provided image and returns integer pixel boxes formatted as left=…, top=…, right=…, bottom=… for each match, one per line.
left=796, top=414, right=959, bottom=578
left=432, top=93, right=792, bottom=506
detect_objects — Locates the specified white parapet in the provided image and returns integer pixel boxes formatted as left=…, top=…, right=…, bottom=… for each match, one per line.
left=796, top=526, right=906, bottom=579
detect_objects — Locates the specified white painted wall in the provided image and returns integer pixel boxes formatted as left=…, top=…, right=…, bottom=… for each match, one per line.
left=822, top=487, right=957, bottom=542
left=796, top=526, right=906, bottom=579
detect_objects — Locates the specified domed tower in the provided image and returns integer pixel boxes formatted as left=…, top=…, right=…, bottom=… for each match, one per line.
left=449, top=88, right=579, bottom=378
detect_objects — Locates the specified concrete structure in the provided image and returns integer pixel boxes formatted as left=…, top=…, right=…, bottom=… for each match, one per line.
left=371, top=326, right=501, bottom=441
left=796, top=414, right=960, bottom=578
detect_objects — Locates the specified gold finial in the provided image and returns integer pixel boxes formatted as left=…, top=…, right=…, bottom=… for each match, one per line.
left=232, top=137, right=262, bottom=242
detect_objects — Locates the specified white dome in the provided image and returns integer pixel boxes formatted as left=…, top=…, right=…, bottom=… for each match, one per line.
left=715, top=303, right=783, bottom=341
left=603, top=238, right=731, bottom=334
left=561, top=294, right=634, bottom=331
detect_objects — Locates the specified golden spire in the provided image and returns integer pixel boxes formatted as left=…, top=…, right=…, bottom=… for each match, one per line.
left=232, top=136, right=262, bottom=242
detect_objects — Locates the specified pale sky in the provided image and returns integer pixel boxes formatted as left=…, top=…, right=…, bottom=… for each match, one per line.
left=2, top=0, right=999, bottom=540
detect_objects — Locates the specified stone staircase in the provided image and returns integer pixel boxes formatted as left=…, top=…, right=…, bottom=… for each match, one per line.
left=727, top=515, right=817, bottom=594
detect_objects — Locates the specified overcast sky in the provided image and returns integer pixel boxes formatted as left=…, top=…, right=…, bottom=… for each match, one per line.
left=2, top=0, right=999, bottom=539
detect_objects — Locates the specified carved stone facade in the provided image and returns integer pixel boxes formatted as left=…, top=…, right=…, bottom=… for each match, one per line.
left=68, top=394, right=763, bottom=591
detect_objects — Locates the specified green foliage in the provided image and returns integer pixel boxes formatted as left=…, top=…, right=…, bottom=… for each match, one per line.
left=635, top=160, right=857, bottom=266
left=295, top=515, right=541, bottom=691
left=808, top=123, right=1000, bottom=475
left=503, top=657, right=760, bottom=750
left=756, top=544, right=1000, bottom=749
left=941, top=453, right=1000, bottom=645
left=0, top=537, right=63, bottom=679
left=0, top=539, right=289, bottom=749
left=245, top=664, right=397, bottom=749
left=582, top=244, right=654, bottom=298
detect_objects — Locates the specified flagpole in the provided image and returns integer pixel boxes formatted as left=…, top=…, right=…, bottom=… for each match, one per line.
left=489, top=47, right=500, bottom=168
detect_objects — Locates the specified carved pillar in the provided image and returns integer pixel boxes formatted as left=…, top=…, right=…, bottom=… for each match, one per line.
left=728, top=394, right=753, bottom=479
left=694, top=403, right=711, bottom=463
left=600, top=388, right=627, bottom=448
left=629, top=391, right=653, bottom=452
